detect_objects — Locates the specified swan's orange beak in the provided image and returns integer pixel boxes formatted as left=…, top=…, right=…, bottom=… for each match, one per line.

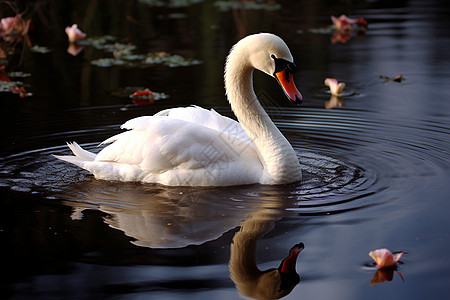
left=275, top=70, right=303, bottom=105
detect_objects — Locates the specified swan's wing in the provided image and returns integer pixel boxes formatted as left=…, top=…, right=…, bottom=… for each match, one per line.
left=152, top=106, right=228, bottom=129
left=56, top=107, right=264, bottom=185
left=96, top=113, right=260, bottom=175
left=149, top=106, right=253, bottom=149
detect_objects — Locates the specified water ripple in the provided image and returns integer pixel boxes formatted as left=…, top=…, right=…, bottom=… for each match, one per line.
left=1, top=106, right=448, bottom=238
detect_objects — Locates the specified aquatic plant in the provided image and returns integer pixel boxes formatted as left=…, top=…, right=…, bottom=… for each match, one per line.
left=0, top=67, right=32, bottom=98
left=214, top=0, right=281, bottom=11
left=30, top=45, right=51, bottom=53
left=91, top=50, right=201, bottom=68
left=139, top=0, right=203, bottom=8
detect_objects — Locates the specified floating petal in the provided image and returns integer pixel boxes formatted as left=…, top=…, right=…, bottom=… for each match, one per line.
left=369, top=248, right=403, bottom=268
left=65, top=24, right=86, bottom=43
left=331, top=15, right=368, bottom=33
left=324, top=77, right=346, bottom=96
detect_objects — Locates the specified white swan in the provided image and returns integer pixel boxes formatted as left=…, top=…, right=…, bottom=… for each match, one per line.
left=55, top=33, right=303, bottom=186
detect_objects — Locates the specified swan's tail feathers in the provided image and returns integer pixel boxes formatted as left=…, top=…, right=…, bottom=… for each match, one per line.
left=67, top=142, right=97, bottom=161
left=53, top=142, right=96, bottom=168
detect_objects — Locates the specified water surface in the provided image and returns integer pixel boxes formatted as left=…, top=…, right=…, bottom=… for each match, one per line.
left=1, top=0, right=450, bottom=299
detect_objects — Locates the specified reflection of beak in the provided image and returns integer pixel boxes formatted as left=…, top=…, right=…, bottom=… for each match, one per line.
left=278, top=242, right=304, bottom=274
left=274, top=70, right=303, bottom=105
left=277, top=242, right=304, bottom=292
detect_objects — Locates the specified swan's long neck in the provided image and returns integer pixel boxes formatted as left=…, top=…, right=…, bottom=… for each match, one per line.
left=224, top=48, right=301, bottom=184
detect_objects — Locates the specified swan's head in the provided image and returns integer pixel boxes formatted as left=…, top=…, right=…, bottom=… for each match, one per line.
left=227, top=33, right=303, bottom=105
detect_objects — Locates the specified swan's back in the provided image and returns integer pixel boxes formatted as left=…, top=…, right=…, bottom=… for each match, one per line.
left=55, top=106, right=263, bottom=186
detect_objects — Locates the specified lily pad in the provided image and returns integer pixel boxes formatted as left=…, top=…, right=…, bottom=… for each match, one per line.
left=214, top=0, right=281, bottom=11
left=85, top=35, right=201, bottom=68
left=139, top=0, right=203, bottom=7
left=79, top=35, right=116, bottom=48
left=78, top=35, right=137, bottom=54
left=0, top=80, right=21, bottom=92
left=30, top=45, right=51, bottom=53
left=0, top=79, right=32, bottom=97
left=101, top=42, right=137, bottom=53
left=7, top=71, right=31, bottom=78
left=92, top=52, right=201, bottom=68
left=143, top=52, right=201, bottom=67
left=117, top=53, right=146, bottom=61
left=91, top=58, right=128, bottom=67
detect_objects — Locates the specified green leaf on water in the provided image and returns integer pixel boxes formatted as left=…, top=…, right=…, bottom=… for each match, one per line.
left=30, top=45, right=51, bottom=53
left=139, top=0, right=203, bottom=8
left=213, top=0, right=281, bottom=11
left=91, top=58, right=128, bottom=67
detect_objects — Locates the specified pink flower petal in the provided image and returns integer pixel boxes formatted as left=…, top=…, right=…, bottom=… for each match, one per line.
left=324, top=77, right=346, bottom=96
left=331, top=15, right=368, bottom=33
left=369, top=248, right=403, bottom=268
left=65, top=24, right=86, bottom=43
left=1, top=15, right=30, bottom=36
left=393, top=251, right=404, bottom=262
left=340, top=15, right=357, bottom=24
left=331, top=15, right=353, bottom=32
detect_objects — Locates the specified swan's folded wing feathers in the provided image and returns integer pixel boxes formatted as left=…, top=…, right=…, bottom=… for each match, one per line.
left=96, top=116, right=258, bottom=174
left=120, top=116, right=157, bottom=131
left=96, top=129, right=174, bottom=173
left=85, top=108, right=262, bottom=185
left=151, top=106, right=249, bottom=138
left=157, top=123, right=240, bottom=170
left=160, top=106, right=254, bottom=150
left=100, top=131, right=131, bottom=145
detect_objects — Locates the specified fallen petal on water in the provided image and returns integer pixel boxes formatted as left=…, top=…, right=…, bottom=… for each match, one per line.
left=129, top=88, right=169, bottom=105
left=331, top=14, right=368, bottom=33
left=369, top=248, right=403, bottom=268
left=324, top=77, right=346, bottom=96
left=65, top=24, right=86, bottom=43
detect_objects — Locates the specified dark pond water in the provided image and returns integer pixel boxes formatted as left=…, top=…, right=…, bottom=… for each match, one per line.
left=1, top=0, right=450, bottom=299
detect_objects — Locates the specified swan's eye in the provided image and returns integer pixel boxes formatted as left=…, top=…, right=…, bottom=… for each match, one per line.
left=272, top=55, right=298, bottom=76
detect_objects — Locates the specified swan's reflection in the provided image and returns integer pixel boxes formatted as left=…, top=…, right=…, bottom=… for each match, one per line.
left=62, top=180, right=266, bottom=248
left=230, top=201, right=304, bottom=299
left=60, top=180, right=303, bottom=298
